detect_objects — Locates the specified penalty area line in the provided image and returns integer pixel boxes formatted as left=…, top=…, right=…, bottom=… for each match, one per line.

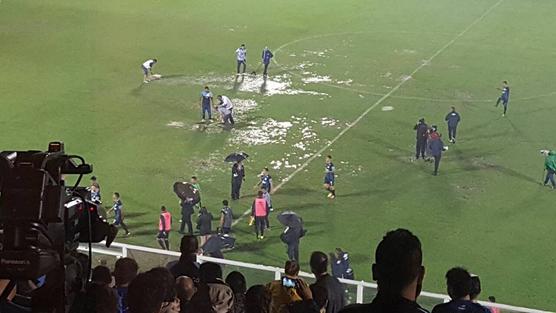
left=232, top=0, right=504, bottom=227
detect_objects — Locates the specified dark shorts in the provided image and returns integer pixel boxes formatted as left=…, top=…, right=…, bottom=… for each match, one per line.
left=114, top=211, right=123, bottom=225
left=157, top=231, right=169, bottom=239
left=141, top=65, right=149, bottom=75
left=324, top=175, right=335, bottom=186
left=237, top=60, right=246, bottom=65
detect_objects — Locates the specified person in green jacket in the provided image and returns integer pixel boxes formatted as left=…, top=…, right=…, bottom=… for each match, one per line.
left=543, top=150, right=556, bottom=188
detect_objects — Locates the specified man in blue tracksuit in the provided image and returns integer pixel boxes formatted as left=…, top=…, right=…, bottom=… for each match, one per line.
left=262, top=46, right=274, bottom=76
left=495, top=80, right=510, bottom=116
left=324, top=155, right=336, bottom=199
left=414, top=118, right=428, bottom=159
left=445, top=106, right=461, bottom=144
left=200, top=86, right=213, bottom=122
left=258, top=167, right=273, bottom=193
left=428, top=127, right=445, bottom=176
left=108, top=192, right=130, bottom=236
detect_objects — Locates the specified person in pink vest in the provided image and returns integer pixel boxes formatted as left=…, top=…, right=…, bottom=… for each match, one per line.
left=251, top=190, right=269, bottom=240
left=157, top=205, right=172, bottom=250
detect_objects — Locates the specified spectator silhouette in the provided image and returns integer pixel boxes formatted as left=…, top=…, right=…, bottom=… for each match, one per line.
left=114, top=257, right=139, bottom=313
left=309, top=251, right=346, bottom=313
left=431, top=267, right=486, bottom=313
left=245, top=285, right=271, bottom=313
left=176, top=276, right=196, bottom=313
left=339, top=228, right=428, bottom=313
left=226, top=271, right=247, bottom=313
left=128, top=267, right=179, bottom=313
left=168, top=235, right=200, bottom=282
left=189, top=262, right=234, bottom=313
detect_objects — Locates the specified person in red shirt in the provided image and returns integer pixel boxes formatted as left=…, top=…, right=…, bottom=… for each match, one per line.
left=251, top=191, right=269, bottom=240
left=157, top=206, right=172, bottom=250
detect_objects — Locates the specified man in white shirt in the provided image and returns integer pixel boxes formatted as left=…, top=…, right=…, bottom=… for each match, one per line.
left=141, top=58, right=157, bottom=83
left=217, top=95, right=235, bottom=126
left=235, top=44, right=247, bottom=75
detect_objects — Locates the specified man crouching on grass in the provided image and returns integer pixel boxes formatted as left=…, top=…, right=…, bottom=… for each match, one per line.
left=141, top=58, right=157, bottom=83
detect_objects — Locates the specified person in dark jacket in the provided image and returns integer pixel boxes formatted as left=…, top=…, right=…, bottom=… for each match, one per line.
left=220, top=200, right=234, bottom=234
left=189, top=262, right=234, bottom=313
left=428, top=126, right=445, bottom=176
left=113, top=257, right=139, bottom=313
left=197, top=207, right=213, bottom=247
left=280, top=225, right=304, bottom=262
left=431, top=267, right=487, bottom=313
left=469, top=276, right=491, bottom=313
left=339, top=229, right=428, bottom=313
left=179, top=199, right=195, bottom=235
left=330, top=248, right=354, bottom=280
left=309, top=251, right=346, bottom=313
left=414, top=118, right=428, bottom=160
left=226, top=271, right=247, bottom=313
left=168, top=235, right=200, bottom=282
left=231, top=160, right=245, bottom=200
left=69, top=265, right=118, bottom=313
left=445, top=106, right=461, bottom=144
left=262, top=47, right=274, bottom=77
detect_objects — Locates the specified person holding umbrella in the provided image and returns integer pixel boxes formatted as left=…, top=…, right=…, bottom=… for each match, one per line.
left=279, top=211, right=305, bottom=262
left=173, top=182, right=201, bottom=234
left=251, top=191, right=269, bottom=240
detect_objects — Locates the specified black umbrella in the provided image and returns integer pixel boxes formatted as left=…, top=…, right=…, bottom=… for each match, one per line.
left=201, top=235, right=223, bottom=255
left=224, top=152, right=249, bottom=163
left=173, top=182, right=200, bottom=203
left=277, top=211, right=302, bottom=228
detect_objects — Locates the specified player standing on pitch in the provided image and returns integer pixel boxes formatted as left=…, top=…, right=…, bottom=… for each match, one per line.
left=200, top=86, right=213, bottom=122
left=324, top=155, right=336, bottom=199
left=496, top=80, right=510, bottom=116
left=157, top=205, right=172, bottom=250
left=235, top=44, right=247, bottom=75
left=107, top=192, right=131, bottom=236
left=262, top=46, right=274, bottom=77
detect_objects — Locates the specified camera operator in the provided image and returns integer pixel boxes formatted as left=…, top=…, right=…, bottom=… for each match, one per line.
left=0, top=142, right=117, bottom=313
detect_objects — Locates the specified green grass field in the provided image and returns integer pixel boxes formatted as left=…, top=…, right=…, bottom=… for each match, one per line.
left=2, top=0, right=556, bottom=310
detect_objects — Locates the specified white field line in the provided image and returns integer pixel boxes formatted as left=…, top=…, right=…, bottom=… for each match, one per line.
left=233, top=0, right=504, bottom=226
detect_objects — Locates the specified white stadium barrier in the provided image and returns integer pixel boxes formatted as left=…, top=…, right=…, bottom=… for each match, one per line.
left=78, top=242, right=551, bottom=313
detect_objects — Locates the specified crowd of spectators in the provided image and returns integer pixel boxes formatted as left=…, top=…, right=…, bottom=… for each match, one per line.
left=61, top=229, right=501, bottom=313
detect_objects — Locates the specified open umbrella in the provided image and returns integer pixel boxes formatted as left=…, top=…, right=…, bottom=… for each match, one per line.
left=224, top=152, right=249, bottom=163
left=173, top=182, right=200, bottom=203
left=277, top=211, right=302, bottom=228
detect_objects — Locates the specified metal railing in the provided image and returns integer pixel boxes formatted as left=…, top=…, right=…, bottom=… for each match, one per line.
left=78, top=241, right=551, bottom=313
